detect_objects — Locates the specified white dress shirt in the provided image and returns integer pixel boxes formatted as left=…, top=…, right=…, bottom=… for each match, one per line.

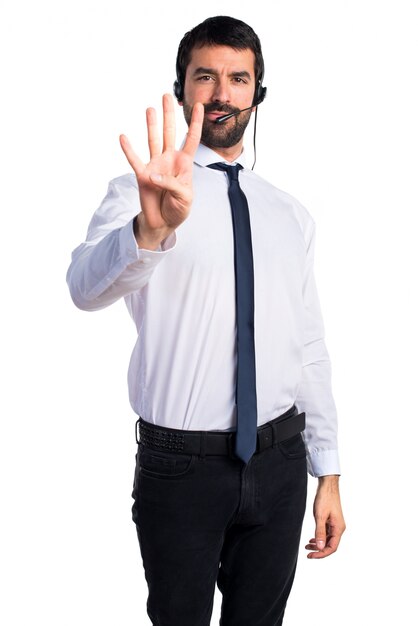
left=67, top=143, right=340, bottom=477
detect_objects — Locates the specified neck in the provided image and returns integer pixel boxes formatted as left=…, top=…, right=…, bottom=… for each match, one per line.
left=201, top=140, right=244, bottom=163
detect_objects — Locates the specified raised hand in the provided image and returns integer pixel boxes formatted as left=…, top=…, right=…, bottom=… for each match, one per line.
left=119, top=93, right=204, bottom=249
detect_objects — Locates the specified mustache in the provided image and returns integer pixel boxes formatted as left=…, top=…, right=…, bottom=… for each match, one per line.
left=203, top=103, right=240, bottom=116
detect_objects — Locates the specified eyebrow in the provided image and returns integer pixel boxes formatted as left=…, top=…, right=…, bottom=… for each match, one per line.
left=192, top=67, right=252, bottom=80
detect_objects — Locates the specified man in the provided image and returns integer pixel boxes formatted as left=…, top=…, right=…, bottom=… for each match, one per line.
left=67, top=15, right=345, bottom=626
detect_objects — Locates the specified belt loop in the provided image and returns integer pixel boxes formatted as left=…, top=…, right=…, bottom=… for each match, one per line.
left=199, top=432, right=207, bottom=459
left=270, top=422, right=278, bottom=448
left=227, top=433, right=237, bottom=460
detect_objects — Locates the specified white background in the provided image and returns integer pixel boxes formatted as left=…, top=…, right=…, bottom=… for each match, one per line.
left=1, top=0, right=417, bottom=624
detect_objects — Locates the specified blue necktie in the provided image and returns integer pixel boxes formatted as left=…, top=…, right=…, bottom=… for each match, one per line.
left=208, top=163, right=258, bottom=463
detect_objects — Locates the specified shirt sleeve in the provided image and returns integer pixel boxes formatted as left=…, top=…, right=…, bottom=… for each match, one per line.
left=295, top=220, right=341, bottom=477
left=66, top=175, right=176, bottom=311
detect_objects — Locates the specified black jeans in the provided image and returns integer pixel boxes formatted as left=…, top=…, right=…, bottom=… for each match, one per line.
left=131, top=424, right=307, bottom=626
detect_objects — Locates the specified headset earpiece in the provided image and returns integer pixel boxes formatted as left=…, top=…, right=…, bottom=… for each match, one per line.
left=173, top=80, right=183, bottom=102
left=253, top=82, right=267, bottom=107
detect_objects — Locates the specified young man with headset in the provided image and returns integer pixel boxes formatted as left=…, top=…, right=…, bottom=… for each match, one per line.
left=67, top=15, right=345, bottom=626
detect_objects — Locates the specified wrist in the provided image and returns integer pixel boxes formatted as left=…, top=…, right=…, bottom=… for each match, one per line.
left=317, top=474, right=340, bottom=492
left=134, top=214, right=174, bottom=251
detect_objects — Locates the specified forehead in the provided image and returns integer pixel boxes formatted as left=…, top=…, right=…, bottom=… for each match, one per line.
left=186, top=45, right=256, bottom=77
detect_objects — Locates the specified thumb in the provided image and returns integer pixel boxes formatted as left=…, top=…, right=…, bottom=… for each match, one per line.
left=149, top=173, right=191, bottom=202
left=315, top=521, right=327, bottom=551
left=149, top=173, right=164, bottom=184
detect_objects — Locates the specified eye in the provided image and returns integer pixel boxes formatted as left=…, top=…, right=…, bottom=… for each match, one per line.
left=232, top=76, right=248, bottom=85
left=196, top=75, right=213, bottom=82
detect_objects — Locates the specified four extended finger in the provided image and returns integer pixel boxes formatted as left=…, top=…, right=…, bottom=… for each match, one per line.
left=147, top=107, right=161, bottom=158
left=182, top=102, right=204, bottom=157
left=162, top=93, right=176, bottom=152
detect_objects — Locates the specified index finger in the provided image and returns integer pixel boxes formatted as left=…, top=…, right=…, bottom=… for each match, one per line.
left=182, top=102, right=203, bottom=157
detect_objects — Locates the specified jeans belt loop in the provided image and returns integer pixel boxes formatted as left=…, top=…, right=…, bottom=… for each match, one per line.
left=199, top=432, right=207, bottom=459
left=227, top=432, right=237, bottom=460
left=270, top=422, right=278, bottom=448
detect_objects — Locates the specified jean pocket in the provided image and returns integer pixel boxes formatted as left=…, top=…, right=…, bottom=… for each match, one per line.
left=278, top=433, right=307, bottom=460
left=138, top=444, right=196, bottom=479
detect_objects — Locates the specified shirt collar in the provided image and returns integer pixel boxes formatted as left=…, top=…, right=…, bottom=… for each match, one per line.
left=192, top=142, right=247, bottom=169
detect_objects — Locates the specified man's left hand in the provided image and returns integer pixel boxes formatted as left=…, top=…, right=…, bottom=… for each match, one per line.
left=305, top=475, right=346, bottom=559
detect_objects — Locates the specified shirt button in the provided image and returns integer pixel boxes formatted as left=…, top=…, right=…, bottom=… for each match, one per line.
left=141, top=257, right=151, bottom=265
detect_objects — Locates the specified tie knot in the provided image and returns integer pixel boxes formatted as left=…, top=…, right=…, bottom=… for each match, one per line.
left=207, top=162, right=243, bottom=183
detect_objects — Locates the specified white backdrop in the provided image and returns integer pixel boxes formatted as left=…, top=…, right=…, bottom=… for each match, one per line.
left=1, top=1, right=417, bottom=624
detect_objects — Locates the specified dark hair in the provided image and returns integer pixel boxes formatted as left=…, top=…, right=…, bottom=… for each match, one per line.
left=174, top=16, right=265, bottom=101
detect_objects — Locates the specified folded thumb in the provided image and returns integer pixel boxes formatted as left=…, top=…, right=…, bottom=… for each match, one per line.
left=315, top=526, right=326, bottom=550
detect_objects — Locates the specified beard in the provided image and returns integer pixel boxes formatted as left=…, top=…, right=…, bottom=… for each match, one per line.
left=183, top=101, right=252, bottom=149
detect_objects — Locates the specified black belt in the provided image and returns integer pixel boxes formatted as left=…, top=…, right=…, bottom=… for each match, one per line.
left=135, top=405, right=305, bottom=458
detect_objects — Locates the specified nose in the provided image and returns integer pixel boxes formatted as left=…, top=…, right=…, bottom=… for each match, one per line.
left=211, top=77, right=231, bottom=104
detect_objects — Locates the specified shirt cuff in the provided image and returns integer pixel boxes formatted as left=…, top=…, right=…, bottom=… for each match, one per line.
left=118, top=218, right=177, bottom=265
left=306, top=448, right=341, bottom=477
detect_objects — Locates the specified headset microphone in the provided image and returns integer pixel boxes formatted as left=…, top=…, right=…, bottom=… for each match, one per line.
left=213, top=83, right=267, bottom=124
left=214, top=106, right=254, bottom=124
